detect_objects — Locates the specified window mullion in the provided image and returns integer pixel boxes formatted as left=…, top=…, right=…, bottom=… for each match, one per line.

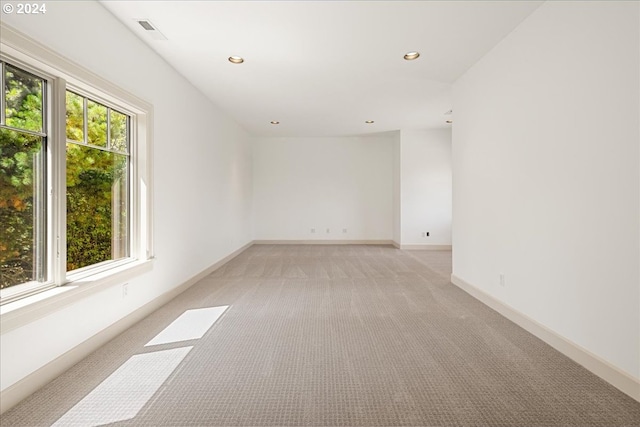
left=0, top=61, right=5, bottom=125
left=107, top=107, right=111, bottom=149
left=82, top=96, right=87, bottom=144
left=52, top=78, right=67, bottom=285
left=34, top=73, right=49, bottom=283
left=0, top=124, right=47, bottom=138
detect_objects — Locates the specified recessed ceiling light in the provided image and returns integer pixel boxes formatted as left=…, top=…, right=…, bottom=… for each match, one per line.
left=228, top=56, right=244, bottom=64
left=446, top=120, right=453, bottom=124
left=270, top=121, right=280, bottom=125
left=365, top=120, right=375, bottom=124
left=404, top=51, right=420, bottom=61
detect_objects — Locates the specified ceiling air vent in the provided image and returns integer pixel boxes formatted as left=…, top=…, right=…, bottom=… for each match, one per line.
left=138, top=20, right=155, bottom=31
left=136, top=19, right=167, bottom=41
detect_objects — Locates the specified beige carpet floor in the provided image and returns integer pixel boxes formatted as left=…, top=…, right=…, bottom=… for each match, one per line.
left=1, top=244, right=639, bottom=426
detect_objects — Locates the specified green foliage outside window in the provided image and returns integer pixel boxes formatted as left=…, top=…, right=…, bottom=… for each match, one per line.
left=65, top=91, right=129, bottom=273
left=1, top=63, right=130, bottom=290
left=1, top=64, right=44, bottom=288
left=0, top=129, right=42, bottom=288
left=66, top=143, right=128, bottom=271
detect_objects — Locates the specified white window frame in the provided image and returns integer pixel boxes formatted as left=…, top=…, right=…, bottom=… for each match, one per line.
left=0, top=24, right=154, bottom=317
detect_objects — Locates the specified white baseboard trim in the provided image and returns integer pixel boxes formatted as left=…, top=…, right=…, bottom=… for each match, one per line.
left=253, top=240, right=394, bottom=245
left=400, top=244, right=452, bottom=250
left=450, top=274, right=640, bottom=403
left=0, top=241, right=254, bottom=415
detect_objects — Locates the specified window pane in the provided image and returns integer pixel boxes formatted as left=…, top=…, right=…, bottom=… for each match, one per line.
left=87, top=100, right=107, bottom=147
left=4, top=64, right=43, bottom=133
left=66, top=143, right=129, bottom=271
left=66, top=91, right=84, bottom=142
left=0, top=128, right=46, bottom=288
left=110, top=110, right=128, bottom=153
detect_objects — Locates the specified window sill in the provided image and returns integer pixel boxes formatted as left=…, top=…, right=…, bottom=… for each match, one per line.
left=0, top=259, right=153, bottom=334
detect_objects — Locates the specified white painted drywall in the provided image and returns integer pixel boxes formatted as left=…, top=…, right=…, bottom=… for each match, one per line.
left=0, top=2, right=253, bottom=391
left=392, top=131, right=401, bottom=245
left=453, top=1, right=639, bottom=378
left=400, top=130, right=452, bottom=246
left=252, top=135, right=393, bottom=241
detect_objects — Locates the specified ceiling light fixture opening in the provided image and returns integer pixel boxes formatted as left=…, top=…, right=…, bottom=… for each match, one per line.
left=365, top=120, right=375, bottom=124
left=228, top=56, right=244, bottom=64
left=270, top=121, right=280, bottom=125
left=404, top=51, right=420, bottom=61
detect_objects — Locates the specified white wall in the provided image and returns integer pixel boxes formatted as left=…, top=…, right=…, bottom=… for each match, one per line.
left=392, top=131, right=401, bottom=244
left=1, top=1, right=253, bottom=392
left=253, top=135, right=393, bottom=241
left=400, top=130, right=452, bottom=246
left=453, top=1, right=639, bottom=379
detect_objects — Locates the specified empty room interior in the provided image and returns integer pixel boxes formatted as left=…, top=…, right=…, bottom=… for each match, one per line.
left=0, top=1, right=639, bottom=426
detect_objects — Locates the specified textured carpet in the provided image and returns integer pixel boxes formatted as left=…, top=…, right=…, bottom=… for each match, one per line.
left=2, top=245, right=639, bottom=426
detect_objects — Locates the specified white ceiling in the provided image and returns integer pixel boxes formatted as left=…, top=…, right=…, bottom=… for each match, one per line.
left=100, top=1, right=543, bottom=137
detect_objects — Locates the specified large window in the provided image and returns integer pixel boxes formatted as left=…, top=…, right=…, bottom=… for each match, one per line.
left=65, top=91, right=130, bottom=272
left=0, top=63, right=47, bottom=289
left=0, top=29, right=152, bottom=304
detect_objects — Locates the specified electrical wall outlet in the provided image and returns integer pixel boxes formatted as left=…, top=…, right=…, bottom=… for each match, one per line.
left=326, top=228, right=330, bottom=234
left=122, top=283, right=129, bottom=298
left=342, top=228, right=347, bottom=233
left=311, top=228, right=316, bottom=233
left=499, top=274, right=505, bottom=287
